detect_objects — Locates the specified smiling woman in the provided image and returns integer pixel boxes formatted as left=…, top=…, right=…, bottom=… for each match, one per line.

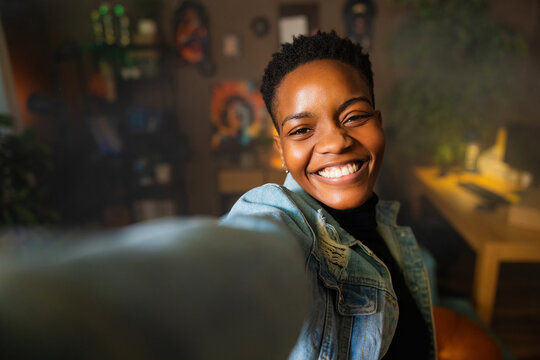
left=273, top=59, right=385, bottom=210
left=221, top=31, right=435, bottom=360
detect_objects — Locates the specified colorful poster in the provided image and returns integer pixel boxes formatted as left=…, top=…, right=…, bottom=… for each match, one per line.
left=210, top=81, right=268, bottom=150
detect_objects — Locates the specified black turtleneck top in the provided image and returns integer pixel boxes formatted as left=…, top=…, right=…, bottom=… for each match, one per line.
left=319, top=194, right=430, bottom=359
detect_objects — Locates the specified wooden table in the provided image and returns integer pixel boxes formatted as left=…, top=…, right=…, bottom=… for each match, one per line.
left=411, top=167, right=540, bottom=324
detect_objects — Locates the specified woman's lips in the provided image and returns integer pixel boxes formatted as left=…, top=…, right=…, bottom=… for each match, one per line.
left=316, top=160, right=367, bottom=178
left=317, top=161, right=360, bottom=178
left=313, top=160, right=368, bottom=183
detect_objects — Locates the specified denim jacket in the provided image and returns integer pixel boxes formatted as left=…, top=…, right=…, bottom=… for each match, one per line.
left=221, top=174, right=437, bottom=360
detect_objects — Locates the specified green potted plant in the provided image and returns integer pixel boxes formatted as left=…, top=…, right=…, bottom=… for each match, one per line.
left=383, top=0, right=527, bottom=167
left=0, top=114, right=56, bottom=225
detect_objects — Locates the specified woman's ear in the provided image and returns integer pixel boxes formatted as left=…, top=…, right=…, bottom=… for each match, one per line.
left=376, top=110, right=383, bottom=126
left=273, top=135, right=285, bottom=167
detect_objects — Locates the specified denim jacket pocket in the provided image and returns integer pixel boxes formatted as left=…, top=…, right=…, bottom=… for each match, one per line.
left=337, top=283, right=378, bottom=316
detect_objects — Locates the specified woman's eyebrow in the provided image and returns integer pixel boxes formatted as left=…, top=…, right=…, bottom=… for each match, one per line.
left=337, top=96, right=373, bottom=114
left=281, top=111, right=314, bottom=127
left=280, top=96, right=372, bottom=127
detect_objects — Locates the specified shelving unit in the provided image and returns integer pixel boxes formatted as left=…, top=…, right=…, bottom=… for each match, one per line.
left=76, top=42, right=188, bottom=226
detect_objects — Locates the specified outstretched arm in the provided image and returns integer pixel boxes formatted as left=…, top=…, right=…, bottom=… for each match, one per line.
left=0, top=218, right=308, bottom=359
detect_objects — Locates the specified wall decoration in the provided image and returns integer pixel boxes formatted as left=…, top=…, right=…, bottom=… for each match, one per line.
left=343, top=0, right=376, bottom=51
left=173, top=0, right=213, bottom=70
left=250, top=16, right=270, bottom=37
left=211, top=81, right=268, bottom=151
left=278, top=15, right=308, bottom=45
left=223, top=34, right=241, bottom=57
left=278, top=3, right=320, bottom=45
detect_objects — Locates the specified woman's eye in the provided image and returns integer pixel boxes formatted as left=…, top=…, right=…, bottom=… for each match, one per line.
left=289, top=127, right=311, bottom=136
left=344, top=113, right=372, bottom=125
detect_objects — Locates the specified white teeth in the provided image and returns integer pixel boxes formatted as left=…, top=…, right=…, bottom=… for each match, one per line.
left=318, top=162, right=361, bottom=178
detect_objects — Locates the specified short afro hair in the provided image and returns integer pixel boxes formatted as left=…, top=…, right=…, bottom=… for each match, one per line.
left=261, top=30, right=374, bottom=132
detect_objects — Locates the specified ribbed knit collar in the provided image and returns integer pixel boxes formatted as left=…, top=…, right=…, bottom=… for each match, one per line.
left=319, top=193, right=379, bottom=233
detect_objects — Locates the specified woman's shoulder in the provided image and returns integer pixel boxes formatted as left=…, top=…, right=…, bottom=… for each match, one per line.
left=224, top=182, right=302, bottom=221
left=234, top=182, right=294, bottom=205
left=222, top=183, right=314, bottom=241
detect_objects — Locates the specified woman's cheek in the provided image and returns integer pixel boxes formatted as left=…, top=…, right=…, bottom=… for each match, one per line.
left=286, top=143, right=309, bottom=165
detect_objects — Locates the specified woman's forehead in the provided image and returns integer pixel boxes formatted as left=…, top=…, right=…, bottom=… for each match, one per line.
left=274, top=60, right=372, bottom=116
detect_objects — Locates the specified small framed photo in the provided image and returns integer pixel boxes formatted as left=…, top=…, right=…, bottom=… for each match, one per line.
left=223, top=34, right=241, bottom=57
left=278, top=3, right=320, bottom=45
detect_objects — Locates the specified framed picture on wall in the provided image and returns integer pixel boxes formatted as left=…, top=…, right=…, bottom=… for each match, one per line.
left=173, top=0, right=216, bottom=76
left=343, top=0, right=376, bottom=51
left=278, top=3, right=320, bottom=45
left=210, top=81, right=269, bottom=154
left=173, top=0, right=210, bottom=65
left=222, top=34, right=241, bottom=57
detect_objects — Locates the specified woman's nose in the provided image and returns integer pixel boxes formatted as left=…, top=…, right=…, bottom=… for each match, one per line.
left=314, top=125, right=354, bottom=154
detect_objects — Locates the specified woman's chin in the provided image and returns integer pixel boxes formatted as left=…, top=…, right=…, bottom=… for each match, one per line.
left=317, top=189, right=374, bottom=210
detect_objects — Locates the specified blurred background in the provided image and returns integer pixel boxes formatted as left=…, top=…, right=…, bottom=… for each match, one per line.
left=0, top=0, right=539, bottom=358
